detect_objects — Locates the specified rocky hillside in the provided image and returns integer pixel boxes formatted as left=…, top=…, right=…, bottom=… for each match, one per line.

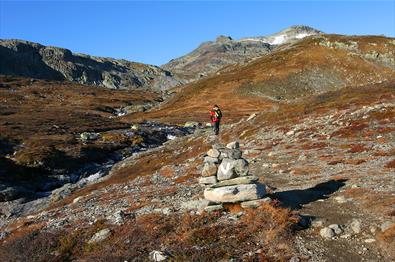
left=0, top=39, right=184, bottom=90
left=140, top=34, right=395, bottom=123
left=162, top=25, right=322, bottom=81
left=1, top=80, right=394, bottom=261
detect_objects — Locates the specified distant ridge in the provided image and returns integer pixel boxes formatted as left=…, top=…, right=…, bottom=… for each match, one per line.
left=0, top=39, right=184, bottom=90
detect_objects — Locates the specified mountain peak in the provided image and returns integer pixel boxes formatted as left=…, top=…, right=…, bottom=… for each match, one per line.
left=280, top=25, right=323, bottom=36
left=216, top=35, right=233, bottom=43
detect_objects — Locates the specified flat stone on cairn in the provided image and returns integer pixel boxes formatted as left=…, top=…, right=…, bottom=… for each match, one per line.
left=199, top=141, right=267, bottom=207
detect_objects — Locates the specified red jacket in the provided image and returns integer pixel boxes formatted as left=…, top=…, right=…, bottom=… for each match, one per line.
left=210, top=108, right=221, bottom=123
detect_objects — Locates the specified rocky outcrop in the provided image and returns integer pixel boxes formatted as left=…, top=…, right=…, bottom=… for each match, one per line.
left=199, top=142, right=267, bottom=209
left=162, top=25, right=322, bottom=81
left=0, top=39, right=184, bottom=90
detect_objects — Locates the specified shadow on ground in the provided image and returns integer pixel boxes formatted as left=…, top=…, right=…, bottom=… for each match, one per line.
left=271, top=179, right=348, bottom=210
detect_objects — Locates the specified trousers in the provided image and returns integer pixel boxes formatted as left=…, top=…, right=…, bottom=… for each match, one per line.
left=213, top=121, right=220, bottom=135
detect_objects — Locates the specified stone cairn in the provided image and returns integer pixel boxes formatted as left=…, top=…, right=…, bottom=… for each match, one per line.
left=199, top=141, right=268, bottom=212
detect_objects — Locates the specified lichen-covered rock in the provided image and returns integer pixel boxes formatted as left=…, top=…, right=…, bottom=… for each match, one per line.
left=204, top=204, right=223, bottom=212
left=88, top=228, right=111, bottom=243
left=149, top=250, right=168, bottom=262
left=350, top=219, right=362, bottom=234
left=320, top=227, right=335, bottom=238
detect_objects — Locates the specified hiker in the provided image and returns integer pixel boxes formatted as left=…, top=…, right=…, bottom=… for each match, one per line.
left=210, top=104, right=222, bottom=135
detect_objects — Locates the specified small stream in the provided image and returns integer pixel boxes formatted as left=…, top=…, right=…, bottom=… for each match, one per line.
left=0, top=121, right=197, bottom=226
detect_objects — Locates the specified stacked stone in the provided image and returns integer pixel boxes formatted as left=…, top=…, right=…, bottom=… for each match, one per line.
left=199, top=142, right=267, bottom=211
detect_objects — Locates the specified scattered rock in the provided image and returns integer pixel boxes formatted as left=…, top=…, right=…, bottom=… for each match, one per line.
left=154, top=207, right=173, bottom=215
left=244, top=149, right=261, bottom=155
left=180, top=199, right=210, bottom=211
left=328, top=224, right=343, bottom=234
left=334, top=196, right=347, bottom=204
left=246, top=113, right=257, bottom=121
left=88, top=228, right=111, bottom=244
left=320, top=227, right=335, bottom=238
left=149, top=250, right=168, bottom=262
left=204, top=204, right=223, bottom=212
left=240, top=198, right=271, bottom=208
left=369, top=225, right=377, bottom=234
left=286, top=130, right=295, bottom=136
left=80, top=132, right=100, bottom=141
left=108, top=210, right=125, bottom=225
left=380, top=221, right=394, bottom=232
left=289, top=257, right=301, bottom=262
left=364, top=238, right=376, bottom=243
left=0, top=231, right=9, bottom=240
left=130, top=124, right=140, bottom=130
left=350, top=219, right=362, bottom=234
left=72, top=196, right=83, bottom=204
left=184, top=121, right=200, bottom=128
left=311, top=219, right=325, bottom=228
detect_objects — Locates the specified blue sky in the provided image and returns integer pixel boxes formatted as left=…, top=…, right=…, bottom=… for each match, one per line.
left=1, top=1, right=394, bottom=65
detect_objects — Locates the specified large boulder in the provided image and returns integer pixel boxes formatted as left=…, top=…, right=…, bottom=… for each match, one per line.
left=217, top=158, right=249, bottom=180
left=204, top=183, right=266, bottom=203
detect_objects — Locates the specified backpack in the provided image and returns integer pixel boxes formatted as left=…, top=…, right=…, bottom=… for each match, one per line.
left=215, top=109, right=222, bottom=119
